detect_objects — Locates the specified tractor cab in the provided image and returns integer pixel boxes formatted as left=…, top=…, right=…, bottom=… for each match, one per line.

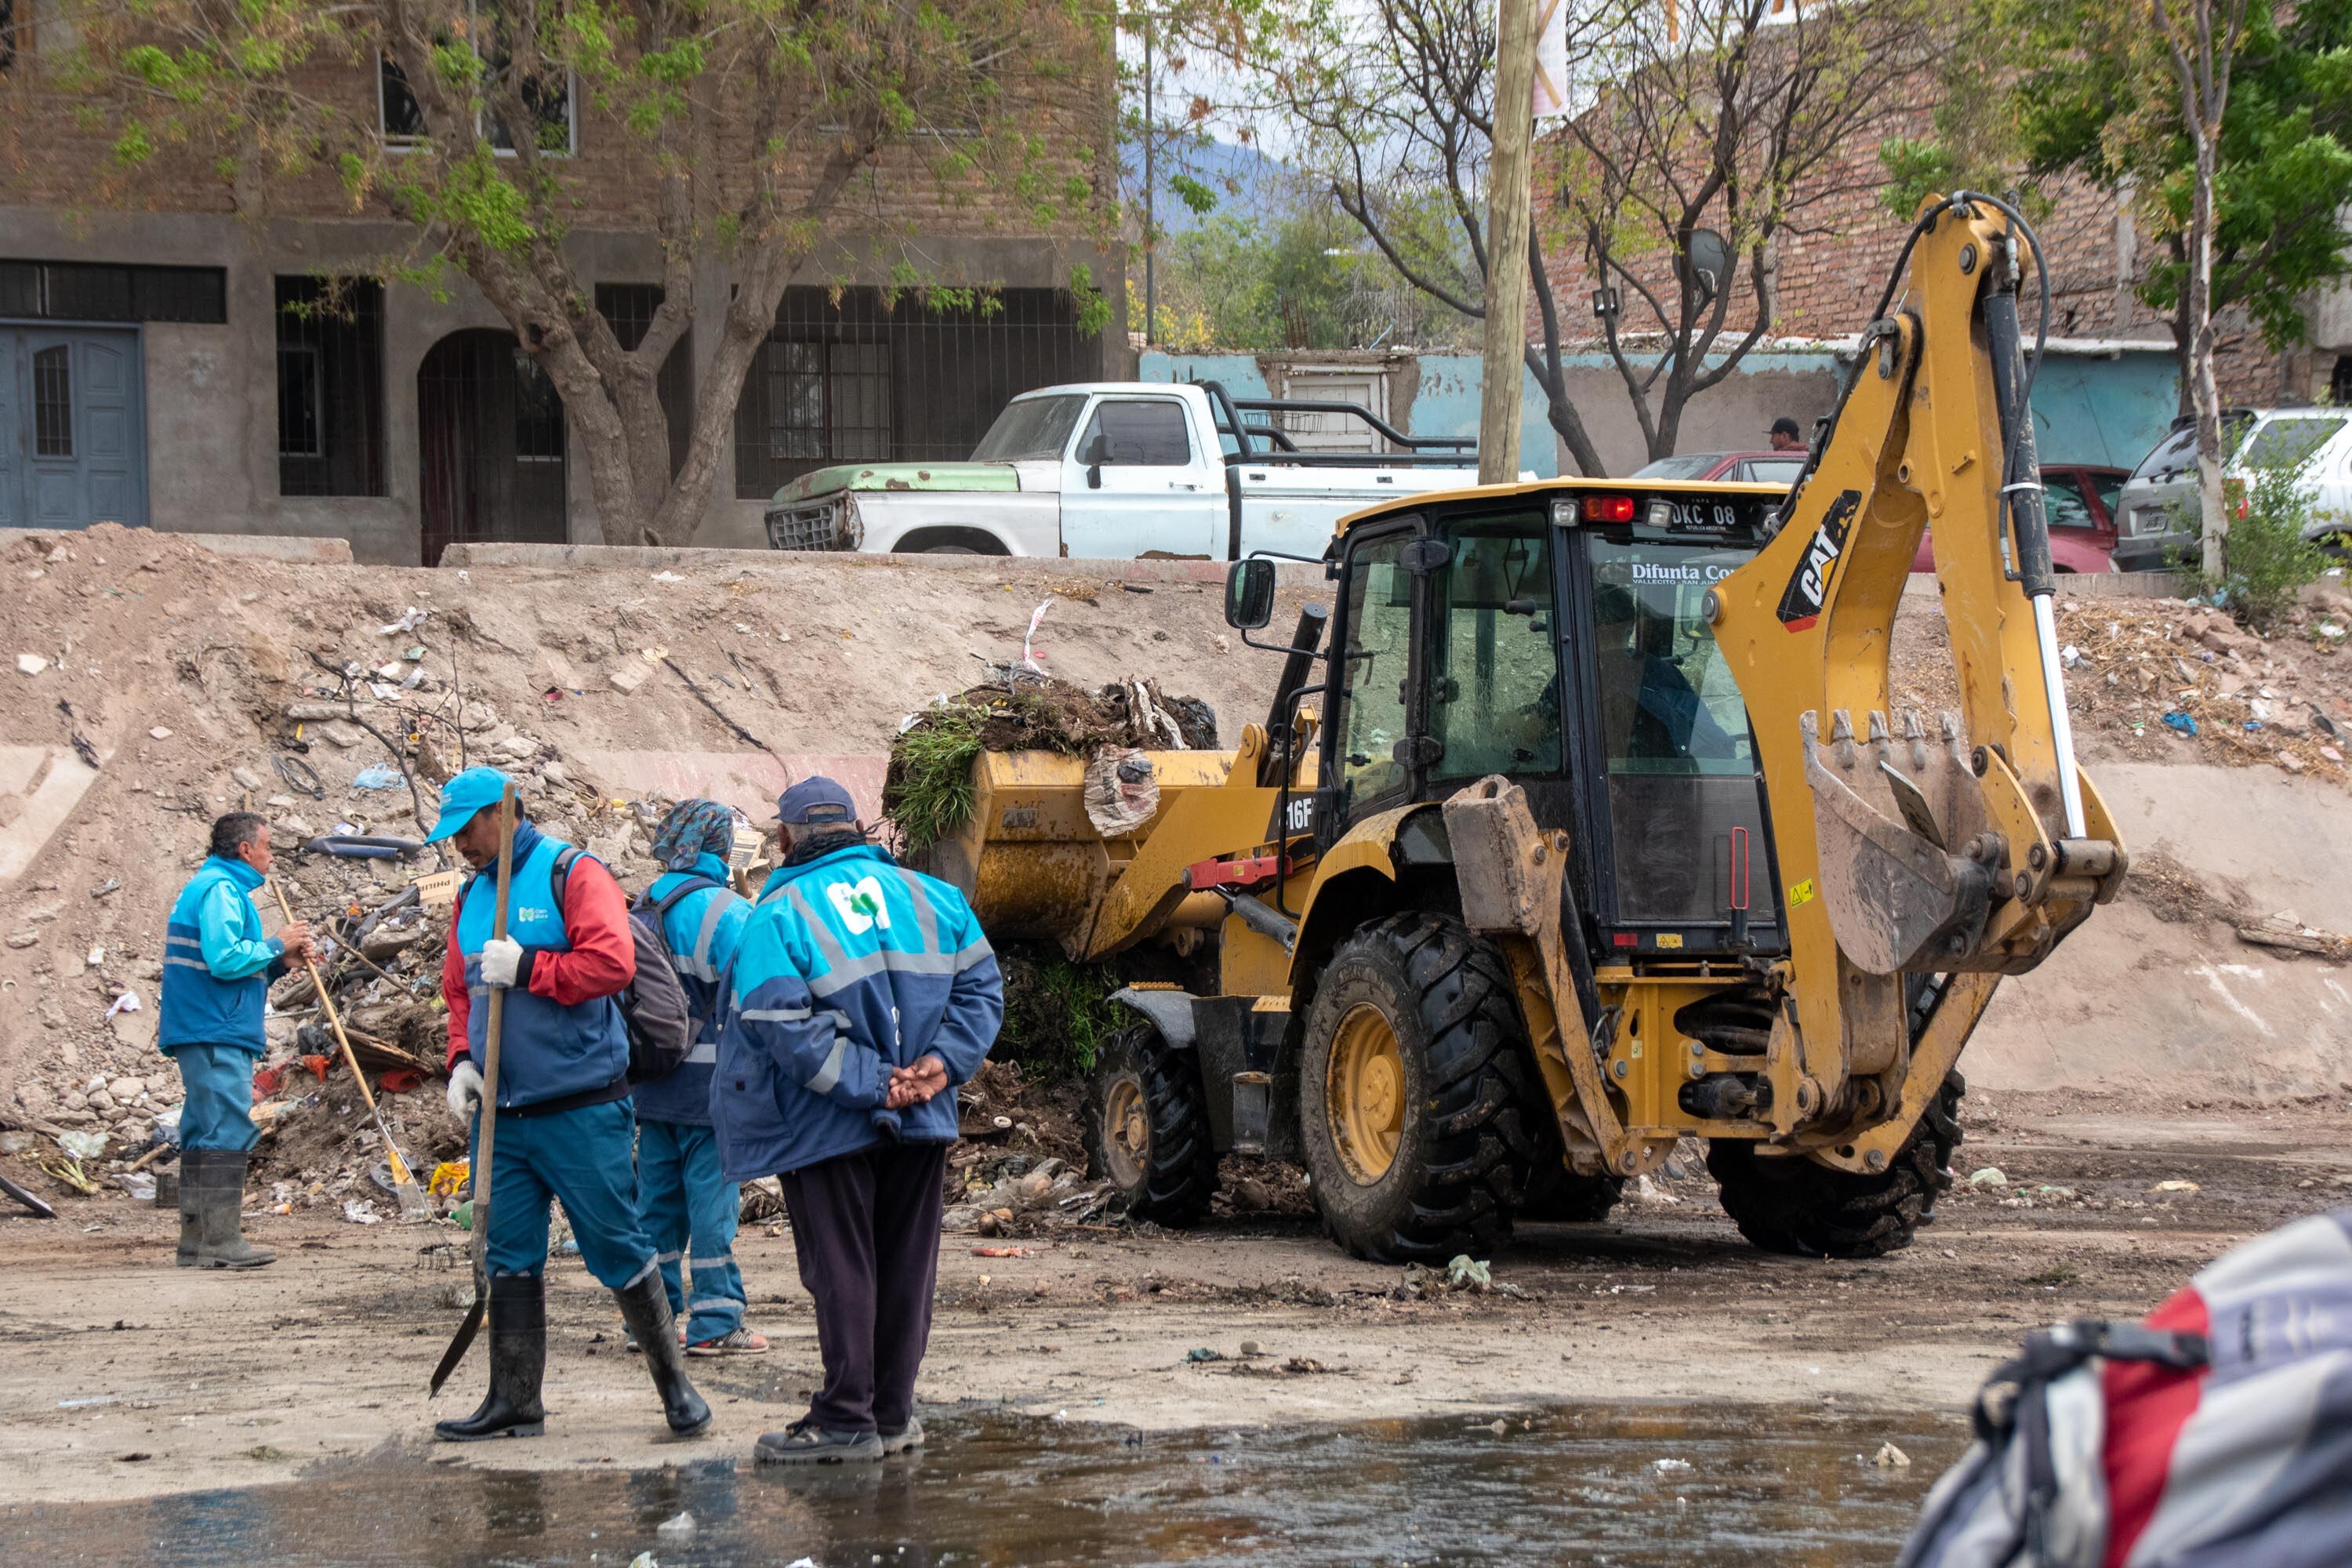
left=1238, top=477, right=1795, bottom=964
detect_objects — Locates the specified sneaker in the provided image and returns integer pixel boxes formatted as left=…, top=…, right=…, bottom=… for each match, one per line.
left=688, top=1328, right=771, bottom=1358
left=755, top=1419, right=883, bottom=1465
left=878, top=1416, right=925, bottom=1456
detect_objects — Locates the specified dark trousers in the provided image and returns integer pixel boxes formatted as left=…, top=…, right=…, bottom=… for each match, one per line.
left=778, top=1140, right=949, bottom=1435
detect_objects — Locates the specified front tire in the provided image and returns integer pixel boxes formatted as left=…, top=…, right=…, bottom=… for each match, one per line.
left=1085, top=1023, right=1218, bottom=1225
left=1299, top=914, right=1539, bottom=1262
left=1706, top=1072, right=1964, bottom=1258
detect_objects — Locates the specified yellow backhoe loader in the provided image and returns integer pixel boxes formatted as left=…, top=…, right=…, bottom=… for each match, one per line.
left=925, top=194, right=2128, bottom=1260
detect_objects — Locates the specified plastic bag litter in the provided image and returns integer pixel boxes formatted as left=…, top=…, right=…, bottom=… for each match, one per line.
left=1083, top=746, right=1160, bottom=838
left=56, top=1131, right=108, bottom=1160
left=378, top=608, right=429, bottom=635
left=352, top=764, right=404, bottom=790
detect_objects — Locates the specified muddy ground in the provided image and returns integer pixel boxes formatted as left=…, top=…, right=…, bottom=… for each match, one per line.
left=2, top=1095, right=2343, bottom=1508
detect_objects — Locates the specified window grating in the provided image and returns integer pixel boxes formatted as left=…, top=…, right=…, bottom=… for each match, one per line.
left=0, top=260, right=227, bottom=324
left=32, top=345, right=71, bottom=456
left=275, top=277, right=386, bottom=497
left=734, top=287, right=1099, bottom=497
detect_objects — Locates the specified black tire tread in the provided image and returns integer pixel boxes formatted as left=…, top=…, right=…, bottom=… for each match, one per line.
left=1706, top=1072, right=1965, bottom=1258
left=1305, top=913, right=1539, bottom=1263
left=1085, top=1023, right=1219, bottom=1226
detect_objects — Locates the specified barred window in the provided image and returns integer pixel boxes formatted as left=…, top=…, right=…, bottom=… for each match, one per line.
left=275, top=277, right=386, bottom=497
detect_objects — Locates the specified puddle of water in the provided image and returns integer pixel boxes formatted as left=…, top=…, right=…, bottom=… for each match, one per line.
left=0, top=1403, right=1964, bottom=1567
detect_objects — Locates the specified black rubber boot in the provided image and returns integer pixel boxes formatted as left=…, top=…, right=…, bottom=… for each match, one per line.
left=174, top=1149, right=205, bottom=1267
left=613, top=1269, right=712, bottom=1436
left=435, top=1273, right=547, bottom=1442
left=192, top=1149, right=274, bottom=1269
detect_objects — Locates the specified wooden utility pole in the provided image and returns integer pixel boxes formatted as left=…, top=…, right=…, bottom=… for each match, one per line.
left=1479, top=0, right=1538, bottom=484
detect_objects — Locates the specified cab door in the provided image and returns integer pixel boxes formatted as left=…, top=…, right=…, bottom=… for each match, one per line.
left=1057, top=395, right=1223, bottom=558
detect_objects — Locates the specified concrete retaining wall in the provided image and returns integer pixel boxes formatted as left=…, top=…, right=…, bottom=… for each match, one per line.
left=0, top=527, right=354, bottom=564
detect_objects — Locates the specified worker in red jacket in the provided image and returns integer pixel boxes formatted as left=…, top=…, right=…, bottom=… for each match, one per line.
left=429, top=766, right=708, bottom=1444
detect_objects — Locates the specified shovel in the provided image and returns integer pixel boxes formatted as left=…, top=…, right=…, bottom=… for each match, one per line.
left=268, top=879, right=432, bottom=1222
left=430, top=782, right=518, bottom=1397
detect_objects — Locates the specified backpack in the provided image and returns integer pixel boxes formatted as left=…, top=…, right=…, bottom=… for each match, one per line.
left=542, top=848, right=699, bottom=1085
left=1898, top=1210, right=2352, bottom=1568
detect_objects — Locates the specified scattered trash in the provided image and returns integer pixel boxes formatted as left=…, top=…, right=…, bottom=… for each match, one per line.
left=91, top=877, right=121, bottom=898
left=105, top=989, right=142, bottom=1020
left=2151, top=1179, right=2201, bottom=1195
left=2060, top=644, right=2082, bottom=669
left=56, top=1396, right=120, bottom=1410
left=1653, top=1457, right=1693, bottom=1473
left=114, top=1173, right=156, bottom=1202
left=2161, top=710, right=2198, bottom=738
left=971, top=1246, right=1037, bottom=1258
left=1446, top=1254, right=1493, bottom=1290
left=342, top=1199, right=383, bottom=1225
left=56, top=1131, right=108, bottom=1161
left=16, top=652, right=49, bottom=676
left=1184, top=1347, right=1225, bottom=1363
left=350, top=764, right=404, bottom=790
left=429, top=1160, right=470, bottom=1199
left=1968, top=1167, right=2009, bottom=1189
left=651, top=571, right=687, bottom=583
left=148, top=726, right=173, bottom=739
left=655, top=1512, right=696, bottom=1544
left=1874, top=1442, right=1912, bottom=1468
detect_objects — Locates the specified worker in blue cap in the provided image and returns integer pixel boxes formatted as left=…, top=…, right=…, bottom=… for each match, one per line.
left=633, top=799, right=767, bottom=1358
left=158, top=811, right=314, bottom=1269
left=426, top=766, right=710, bottom=1443
left=715, top=776, right=1002, bottom=1465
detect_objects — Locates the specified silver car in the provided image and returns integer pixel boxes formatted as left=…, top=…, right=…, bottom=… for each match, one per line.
left=2111, top=407, right=2352, bottom=571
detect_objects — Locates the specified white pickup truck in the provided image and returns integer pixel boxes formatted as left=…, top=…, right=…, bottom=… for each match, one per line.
left=760, top=381, right=1489, bottom=561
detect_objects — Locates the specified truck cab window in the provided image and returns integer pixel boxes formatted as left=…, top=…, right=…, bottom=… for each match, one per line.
left=1080, top=399, right=1191, bottom=466
left=1333, top=533, right=1415, bottom=812
left=1431, top=516, right=1560, bottom=779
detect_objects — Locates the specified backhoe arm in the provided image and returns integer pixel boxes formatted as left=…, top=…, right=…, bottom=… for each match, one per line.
left=1708, top=195, right=2128, bottom=1158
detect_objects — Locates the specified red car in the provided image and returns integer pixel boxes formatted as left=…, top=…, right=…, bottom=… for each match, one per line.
left=1913, top=464, right=2127, bottom=574
left=1632, top=448, right=1813, bottom=486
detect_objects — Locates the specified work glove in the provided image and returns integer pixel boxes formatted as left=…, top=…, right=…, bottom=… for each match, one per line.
left=447, top=1060, right=485, bottom=1120
left=477, top=936, right=524, bottom=989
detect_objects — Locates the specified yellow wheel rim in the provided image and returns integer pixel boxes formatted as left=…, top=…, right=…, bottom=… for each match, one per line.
left=1102, top=1077, right=1149, bottom=1189
left=1327, top=1004, right=1405, bottom=1185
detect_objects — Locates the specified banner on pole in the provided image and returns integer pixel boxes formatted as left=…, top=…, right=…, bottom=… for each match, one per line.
left=1533, top=0, right=1570, bottom=118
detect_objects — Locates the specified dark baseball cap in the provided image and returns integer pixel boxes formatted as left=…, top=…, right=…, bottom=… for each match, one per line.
left=775, top=775, right=858, bottom=826
left=1769, top=416, right=1802, bottom=439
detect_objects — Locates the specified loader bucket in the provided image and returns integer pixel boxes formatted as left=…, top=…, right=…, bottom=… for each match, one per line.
left=1800, top=708, right=1998, bottom=975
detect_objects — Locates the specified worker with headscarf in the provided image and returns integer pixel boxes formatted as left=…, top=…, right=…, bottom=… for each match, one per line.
left=633, top=799, right=766, bottom=1358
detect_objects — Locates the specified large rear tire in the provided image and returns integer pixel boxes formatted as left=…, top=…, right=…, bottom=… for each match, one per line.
left=1086, top=1023, right=1218, bottom=1225
left=1299, top=913, right=1540, bottom=1262
left=1706, top=1072, right=1964, bottom=1258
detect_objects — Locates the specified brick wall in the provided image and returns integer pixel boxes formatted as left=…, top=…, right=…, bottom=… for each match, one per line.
left=0, top=5, right=1114, bottom=249
left=1529, top=98, right=2292, bottom=420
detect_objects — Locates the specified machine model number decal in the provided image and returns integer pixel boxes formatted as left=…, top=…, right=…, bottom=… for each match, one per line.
left=1269, top=793, right=1316, bottom=839
left=1775, top=488, right=1861, bottom=631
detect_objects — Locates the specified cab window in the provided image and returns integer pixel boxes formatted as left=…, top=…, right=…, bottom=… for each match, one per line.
left=1431, top=516, right=1560, bottom=779
left=1080, top=399, right=1191, bottom=466
left=1332, top=532, right=1416, bottom=812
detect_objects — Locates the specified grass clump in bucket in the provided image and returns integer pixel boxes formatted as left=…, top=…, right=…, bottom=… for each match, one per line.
left=997, top=944, right=1125, bottom=1081
left=884, top=700, right=989, bottom=856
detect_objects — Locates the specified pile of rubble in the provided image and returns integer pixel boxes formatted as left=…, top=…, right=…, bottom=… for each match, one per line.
left=2053, top=583, right=2350, bottom=779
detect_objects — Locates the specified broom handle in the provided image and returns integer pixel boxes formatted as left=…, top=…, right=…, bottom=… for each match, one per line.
left=267, top=879, right=416, bottom=1188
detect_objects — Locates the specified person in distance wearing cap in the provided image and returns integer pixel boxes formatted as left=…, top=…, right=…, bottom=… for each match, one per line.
left=426, top=766, right=710, bottom=1443
left=1768, top=416, right=1804, bottom=452
left=715, top=777, right=1003, bottom=1465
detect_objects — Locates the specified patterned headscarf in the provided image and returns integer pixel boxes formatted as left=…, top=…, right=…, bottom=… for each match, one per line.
left=651, top=798, right=738, bottom=873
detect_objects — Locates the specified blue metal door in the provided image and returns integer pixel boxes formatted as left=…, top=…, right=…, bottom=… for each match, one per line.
left=4, top=327, right=147, bottom=528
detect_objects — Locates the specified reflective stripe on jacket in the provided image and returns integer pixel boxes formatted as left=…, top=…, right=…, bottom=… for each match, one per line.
left=714, top=842, right=1002, bottom=1180
left=452, top=823, right=633, bottom=1109
left=158, top=856, right=286, bottom=1056
left=632, top=853, right=750, bottom=1127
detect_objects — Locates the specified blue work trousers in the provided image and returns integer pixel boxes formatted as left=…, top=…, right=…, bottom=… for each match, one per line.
left=637, top=1119, right=747, bottom=1345
left=167, top=1044, right=260, bottom=1152
left=471, top=1098, right=659, bottom=1289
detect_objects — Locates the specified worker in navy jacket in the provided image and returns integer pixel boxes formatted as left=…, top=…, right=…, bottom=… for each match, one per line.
left=158, top=811, right=314, bottom=1269
left=634, top=799, right=765, bottom=1358
left=716, top=776, right=1002, bottom=1466
left=429, top=767, right=710, bottom=1444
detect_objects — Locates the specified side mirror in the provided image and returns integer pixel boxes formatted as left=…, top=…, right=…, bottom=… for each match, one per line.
left=1082, top=431, right=1105, bottom=488
left=1087, top=462, right=1103, bottom=490
left=1225, top=558, right=1276, bottom=630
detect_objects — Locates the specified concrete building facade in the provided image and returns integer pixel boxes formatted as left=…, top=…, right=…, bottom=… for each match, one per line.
left=0, top=9, right=1126, bottom=564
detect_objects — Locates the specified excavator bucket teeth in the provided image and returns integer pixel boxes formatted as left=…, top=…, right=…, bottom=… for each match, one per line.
left=1801, top=709, right=1996, bottom=975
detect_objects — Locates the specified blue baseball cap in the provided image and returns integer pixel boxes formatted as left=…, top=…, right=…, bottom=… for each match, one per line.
left=425, top=766, right=514, bottom=844
left=775, top=775, right=858, bottom=827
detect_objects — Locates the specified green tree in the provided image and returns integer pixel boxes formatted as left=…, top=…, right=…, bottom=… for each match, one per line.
left=33, top=0, right=1109, bottom=546
left=1882, top=0, right=2352, bottom=417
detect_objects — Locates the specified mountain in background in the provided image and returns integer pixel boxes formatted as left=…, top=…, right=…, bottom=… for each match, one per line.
left=1123, top=137, right=1301, bottom=234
